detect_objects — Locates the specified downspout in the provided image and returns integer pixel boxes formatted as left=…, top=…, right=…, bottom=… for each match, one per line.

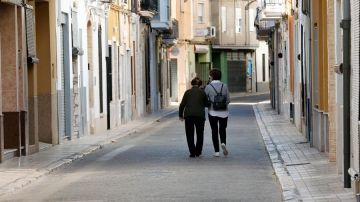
left=341, top=0, right=351, bottom=188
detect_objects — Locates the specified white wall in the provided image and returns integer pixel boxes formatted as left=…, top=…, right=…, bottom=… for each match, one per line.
left=255, top=41, right=269, bottom=92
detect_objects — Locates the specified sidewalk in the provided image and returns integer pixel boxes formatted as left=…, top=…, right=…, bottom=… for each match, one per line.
left=0, top=106, right=177, bottom=197
left=254, top=103, right=355, bottom=202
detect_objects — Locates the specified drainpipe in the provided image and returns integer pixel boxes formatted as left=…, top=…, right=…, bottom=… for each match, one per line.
left=341, top=0, right=351, bottom=188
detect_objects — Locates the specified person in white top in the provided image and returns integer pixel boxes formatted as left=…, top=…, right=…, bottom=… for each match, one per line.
left=204, top=69, right=230, bottom=157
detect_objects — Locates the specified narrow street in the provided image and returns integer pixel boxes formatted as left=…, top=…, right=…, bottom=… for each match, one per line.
left=0, top=94, right=282, bottom=202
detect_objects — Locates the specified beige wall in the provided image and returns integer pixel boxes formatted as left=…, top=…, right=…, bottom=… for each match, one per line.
left=35, top=2, right=51, bottom=96
left=192, top=0, right=211, bottom=42
left=32, top=0, right=58, bottom=145
left=211, top=0, right=259, bottom=47
left=327, top=0, right=336, bottom=162
left=108, top=4, right=120, bottom=43
left=178, top=0, right=193, bottom=40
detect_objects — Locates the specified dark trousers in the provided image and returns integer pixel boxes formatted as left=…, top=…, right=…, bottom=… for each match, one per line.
left=208, top=114, right=228, bottom=152
left=185, top=116, right=205, bottom=156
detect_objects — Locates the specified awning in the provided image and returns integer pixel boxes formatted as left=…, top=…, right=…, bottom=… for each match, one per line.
left=0, top=0, right=23, bottom=6
left=194, top=45, right=209, bottom=53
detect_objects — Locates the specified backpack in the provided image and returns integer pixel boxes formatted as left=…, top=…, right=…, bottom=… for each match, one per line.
left=209, top=84, right=227, bottom=110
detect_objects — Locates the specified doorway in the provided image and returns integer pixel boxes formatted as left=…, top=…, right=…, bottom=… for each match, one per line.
left=228, top=60, right=247, bottom=92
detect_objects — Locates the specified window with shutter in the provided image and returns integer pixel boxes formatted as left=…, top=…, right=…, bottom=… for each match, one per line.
left=235, top=8, right=242, bottom=33
left=25, top=7, right=38, bottom=64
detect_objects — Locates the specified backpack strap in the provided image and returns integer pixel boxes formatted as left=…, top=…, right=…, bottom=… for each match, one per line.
left=210, top=83, right=224, bottom=95
left=219, top=84, right=223, bottom=95
left=209, top=84, right=219, bottom=95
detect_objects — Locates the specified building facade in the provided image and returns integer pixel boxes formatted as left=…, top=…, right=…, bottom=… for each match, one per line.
left=0, top=0, right=34, bottom=161
left=255, top=0, right=360, bottom=195
left=211, top=0, right=268, bottom=93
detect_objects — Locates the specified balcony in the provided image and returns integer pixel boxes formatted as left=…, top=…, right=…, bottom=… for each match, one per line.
left=162, top=19, right=178, bottom=46
left=257, top=0, right=286, bottom=21
left=255, top=21, right=275, bottom=41
left=140, top=0, right=158, bottom=12
left=254, top=7, right=275, bottom=41
left=138, top=0, right=158, bottom=18
left=150, top=0, right=171, bottom=31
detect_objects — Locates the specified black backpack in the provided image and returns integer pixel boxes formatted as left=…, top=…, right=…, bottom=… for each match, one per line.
left=209, top=84, right=227, bottom=110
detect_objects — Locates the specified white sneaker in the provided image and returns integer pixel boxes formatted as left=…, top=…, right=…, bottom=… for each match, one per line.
left=221, top=143, right=228, bottom=156
left=213, top=152, right=220, bottom=157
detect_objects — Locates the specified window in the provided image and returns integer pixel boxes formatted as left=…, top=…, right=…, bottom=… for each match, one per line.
left=221, top=6, right=226, bottom=32
left=262, top=54, right=266, bottom=81
left=235, top=8, right=242, bottom=33
left=197, top=3, right=204, bottom=23
left=302, top=0, right=310, bottom=15
left=98, top=26, right=103, bottom=113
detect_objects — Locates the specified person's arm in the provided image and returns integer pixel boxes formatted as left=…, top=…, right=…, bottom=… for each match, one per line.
left=203, top=91, right=211, bottom=108
left=224, top=84, right=230, bottom=104
left=179, top=91, right=187, bottom=120
left=204, top=85, right=211, bottom=108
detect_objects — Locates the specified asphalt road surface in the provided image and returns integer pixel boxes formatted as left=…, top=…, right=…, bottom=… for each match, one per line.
left=1, top=94, right=282, bottom=202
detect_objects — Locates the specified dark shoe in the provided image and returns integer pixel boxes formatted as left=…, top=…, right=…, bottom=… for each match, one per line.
left=189, top=154, right=196, bottom=158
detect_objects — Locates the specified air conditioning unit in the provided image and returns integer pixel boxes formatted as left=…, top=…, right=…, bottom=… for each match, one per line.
left=207, top=26, right=216, bottom=38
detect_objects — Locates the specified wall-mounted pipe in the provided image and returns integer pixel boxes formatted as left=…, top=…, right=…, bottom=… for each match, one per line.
left=341, top=0, right=351, bottom=189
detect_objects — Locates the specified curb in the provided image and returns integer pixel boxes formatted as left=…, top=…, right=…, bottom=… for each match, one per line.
left=253, top=105, right=300, bottom=202
left=0, top=108, right=177, bottom=197
left=230, top=92, right=270, bottom=99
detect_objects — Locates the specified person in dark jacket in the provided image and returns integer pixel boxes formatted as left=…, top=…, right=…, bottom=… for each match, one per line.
left=179, top=77, right=209, bottom=158
left=204, top=69, right=230, bottom=157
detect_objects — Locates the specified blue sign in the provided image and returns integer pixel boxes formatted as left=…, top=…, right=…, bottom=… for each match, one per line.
left=247, top=60, right=252, bottom=78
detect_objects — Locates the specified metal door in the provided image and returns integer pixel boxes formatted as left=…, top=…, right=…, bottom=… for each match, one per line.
left=195, top=62, right=211, bottom=87
left=106, top=46, right=112, bottom=129
left=169, top=59, right=178, bottom=102
left=228, top=61, right=246, bottom=92
left=59, top=13, right=71, bottom=141
left=79, top=29, right=87, bottom=137
left=351, top=0, right=360, bottom=172
left=58, top=25, right=66, bottom=142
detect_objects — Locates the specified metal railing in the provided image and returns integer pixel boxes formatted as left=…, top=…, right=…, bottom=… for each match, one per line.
left=263, top=0, right=283, bottom=7
left=140, top=0, right=158, bottom=12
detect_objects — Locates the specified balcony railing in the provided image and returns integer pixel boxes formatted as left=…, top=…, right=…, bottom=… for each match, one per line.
left=263, top=0, right=283, bottom=7
left=140, top=0, right=158, bottom=12
left=254, top=8, right=275, bottom=41
left=162, top=19, right=178, bottom=46
left=258, top=0, right=285, bottom=20
left=163, top=19, right=178, bottom=39
left=255, top=21, right=274, bottom=41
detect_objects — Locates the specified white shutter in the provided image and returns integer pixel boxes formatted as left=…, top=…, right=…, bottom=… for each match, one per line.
left=351, top=0, right=360, bottom=172
left=58, top=25, right=66, bottom=141
left=235, top=8, right=241, bottom=33
left=221, top=7, right=226, bottom=32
